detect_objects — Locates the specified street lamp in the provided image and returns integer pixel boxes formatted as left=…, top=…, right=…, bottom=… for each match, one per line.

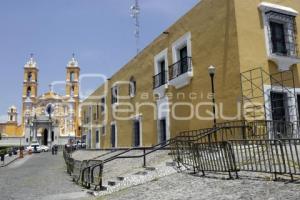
left=208, top=65, right=217, bottom=128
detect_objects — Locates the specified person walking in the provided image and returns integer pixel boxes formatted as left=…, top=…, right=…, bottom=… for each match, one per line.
left=54, top=145, right=58, bottom=155
left=51, top=146, right=55, bottom=155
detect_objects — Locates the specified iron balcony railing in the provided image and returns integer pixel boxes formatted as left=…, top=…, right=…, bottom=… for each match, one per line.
left=153, top=71, right=167, bottom=89
left=169, top=56, right=192, bottom=80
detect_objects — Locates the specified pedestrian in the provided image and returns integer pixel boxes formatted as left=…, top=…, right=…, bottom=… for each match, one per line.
left=52, top=146, right=55, bottom=155
left=55, top=145, right=58, bottom=155
left=1, top=154, right=5, bottom=165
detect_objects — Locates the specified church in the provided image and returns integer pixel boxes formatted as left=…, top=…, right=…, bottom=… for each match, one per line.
left=0, top=55, right=81, bottom=146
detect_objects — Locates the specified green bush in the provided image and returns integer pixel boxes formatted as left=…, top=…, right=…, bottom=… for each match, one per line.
left=0, top=149, right=7, bottom=156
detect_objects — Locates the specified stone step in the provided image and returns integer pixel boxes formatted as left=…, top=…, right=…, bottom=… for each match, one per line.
left=134, top=171, right=148, bottom=176
left=166, top=161, right=176, bottom=167
left=99, top=186, right=107, bottom=191
left=107, top=181, right=117, bottom=186
left=116, top=176, right=125, bottom=181
left=145, top=167, right=156, bottom=171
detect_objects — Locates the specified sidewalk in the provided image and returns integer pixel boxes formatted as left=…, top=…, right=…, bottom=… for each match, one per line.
left=0, top=152, right=21, bottom=168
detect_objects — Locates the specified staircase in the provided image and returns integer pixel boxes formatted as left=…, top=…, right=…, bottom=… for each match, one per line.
left=63, top=120, right=300, bottom=195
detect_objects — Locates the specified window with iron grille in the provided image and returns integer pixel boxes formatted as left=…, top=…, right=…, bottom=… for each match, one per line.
left=101, top=126, right=105, bottom=135
left=153, top=59, right=167, bottom=89
left=129, top=77, right=136, bottom=97
left=266, top=11, right=298, bottom=57
left=111, top=86, right=118, bottom=104
left=101, top=97, right=105, bottom=112
left=96, top=130, right=100, bottom=143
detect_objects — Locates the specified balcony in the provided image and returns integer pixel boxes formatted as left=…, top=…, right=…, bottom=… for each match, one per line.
left=153, top=71, right=167, bottom=89
left=153, top=71, right=168, bottom=97
left=168, top=57, right=193, bottom=89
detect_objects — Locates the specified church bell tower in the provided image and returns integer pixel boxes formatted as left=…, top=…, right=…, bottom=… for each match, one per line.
left=66, top=54, right=80, bottom=137
left=22, top=54, right=38, bottom=124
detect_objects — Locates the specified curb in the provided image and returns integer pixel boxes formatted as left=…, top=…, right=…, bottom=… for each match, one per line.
left=0, top=156, right=19, bottom=168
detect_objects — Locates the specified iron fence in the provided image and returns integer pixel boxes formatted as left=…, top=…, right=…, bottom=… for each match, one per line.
left=173, top=124, right=300, bottom=181
left=64, top=120, right=300, bottom=190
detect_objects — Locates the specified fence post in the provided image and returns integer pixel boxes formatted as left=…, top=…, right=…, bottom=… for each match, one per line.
left=278, top=140, right=287, bottom=175
left=223, top=141, right=238, bottom=179
left=242, top=121, right=246, bottom=140
left=87, top=167, right=91, bottom=189
left=143, top=148, right=146, bottom=167
left=227, top=141, right=239, bottom=179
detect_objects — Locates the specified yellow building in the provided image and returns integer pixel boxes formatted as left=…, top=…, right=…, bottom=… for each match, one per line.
left=81, top=0, right=300, bottom=149
left=0, top=55, right=81, bottom=146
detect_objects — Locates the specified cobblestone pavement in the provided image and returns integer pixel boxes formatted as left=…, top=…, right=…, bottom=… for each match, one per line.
left=0, top=152, right=90, bottom=200
left=97, top=172, right=300, bottom=200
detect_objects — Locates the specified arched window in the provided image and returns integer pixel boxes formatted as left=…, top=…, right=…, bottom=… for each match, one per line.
left=27, top=72, right=32, bottom=82
left=71, top=85, right=75, bottom=96
left=26, top=87, right=31, bottom=97
left=129, top=77, right=136, bottom=97
left=70, top=72, right=75, bottom=82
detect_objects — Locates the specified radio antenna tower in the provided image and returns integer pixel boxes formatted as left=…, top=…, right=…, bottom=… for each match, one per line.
left=130, top=0, right=140, bottom=55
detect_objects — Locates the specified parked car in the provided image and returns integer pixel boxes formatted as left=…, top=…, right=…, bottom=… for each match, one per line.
left=40, top=145, right=50, bottom=152
left=26, top=144, right=42, bottom=153
left=76, top=141, right=86, bottom=149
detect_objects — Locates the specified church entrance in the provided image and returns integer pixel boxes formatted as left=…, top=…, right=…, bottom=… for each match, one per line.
left=43, top=129, right=48, bottom=146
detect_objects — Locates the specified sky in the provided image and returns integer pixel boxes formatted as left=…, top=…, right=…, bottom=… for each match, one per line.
left=0, top=0, right=199, bottom=122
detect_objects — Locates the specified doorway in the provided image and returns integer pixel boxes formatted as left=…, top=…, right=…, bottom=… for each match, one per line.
left=160, top=119, right=167, bottom=145
left=133, top=120, right=140, bottom=147
left=270, top=92, right=288, bottom=137
left=43, top=129, right=48, bottom=146
left=111, top=124, right=116, bottom=148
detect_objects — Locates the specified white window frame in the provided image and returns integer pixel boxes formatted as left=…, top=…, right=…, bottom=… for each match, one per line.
left=153, top=48, right=169, bottom=97
left=156, top=96, right=170, bottom=143
left=169, top=32, right=193, bottom=89
left=129, top=77, right=136, bottom=98
left=111, top=85, right=119, bottom=105
left=154, top=48, right=168, bottom=76
left=100, top=96, right=106, bottom=115
left=95, top=128, right=100, bottom=149
left=131, top=114, right=143, bottom=147
left=264, top=85, right=298, bottom=122
left=259, top=2, right=300, bottom=71
left=100, top=124, right=106, bottom=136
left=111, top=121, right=117, bottom=148
left=172, top=32, right=192, bottom=63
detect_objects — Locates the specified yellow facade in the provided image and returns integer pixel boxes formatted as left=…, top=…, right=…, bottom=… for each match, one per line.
left=79, top=0, right=299, bottom=149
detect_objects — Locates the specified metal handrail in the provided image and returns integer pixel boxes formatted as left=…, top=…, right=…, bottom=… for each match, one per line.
left=153, top=71, right=167, bottom=89
left=168, top=56, right=192, bottom=80
left=70, top=120, right=300, bottom=189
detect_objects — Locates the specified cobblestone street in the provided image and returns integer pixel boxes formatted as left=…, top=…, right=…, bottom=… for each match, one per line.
left=98, top=172, right=300, bottom=200
left=0, top=152, right=90, bottom=200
